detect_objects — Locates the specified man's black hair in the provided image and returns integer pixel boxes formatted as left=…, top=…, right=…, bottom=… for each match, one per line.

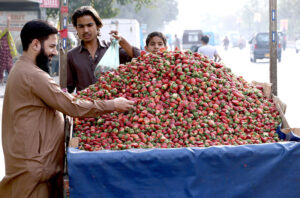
left=146, top=32, right=167, bottom=46
left=20, top=20, right=58, bottom=51
left=72, top=6, right=103, bottom=28
left=201, top=35, right=209, bottom=44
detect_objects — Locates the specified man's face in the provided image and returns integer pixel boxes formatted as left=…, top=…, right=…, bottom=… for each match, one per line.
left=36, top=34, right=58, bottom=73
left=76, top=15, right=99, bottom=43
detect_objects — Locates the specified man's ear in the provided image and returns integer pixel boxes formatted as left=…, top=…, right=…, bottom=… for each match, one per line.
left=97, top=26, right=101, bottom=36
left=31, top=39, right=41, bottom=52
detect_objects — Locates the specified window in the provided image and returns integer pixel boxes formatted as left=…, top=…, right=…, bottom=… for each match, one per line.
left=188, top=33, right=198, bottom=42
left=257, top=34, right=269, bottom=42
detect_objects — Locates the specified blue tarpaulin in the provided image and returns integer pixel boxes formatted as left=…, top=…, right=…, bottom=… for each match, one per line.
left=67, top=142, right=300, bottom=198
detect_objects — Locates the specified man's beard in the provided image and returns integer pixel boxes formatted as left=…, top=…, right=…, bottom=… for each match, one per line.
left=36, top=46, right=51, bottom=74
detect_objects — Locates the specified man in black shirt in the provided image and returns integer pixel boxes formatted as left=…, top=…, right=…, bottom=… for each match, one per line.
left=67, top=6, right=140, bottom=93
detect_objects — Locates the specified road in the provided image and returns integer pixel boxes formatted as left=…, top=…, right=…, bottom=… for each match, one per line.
left=0, top=47, right=299, bottom=179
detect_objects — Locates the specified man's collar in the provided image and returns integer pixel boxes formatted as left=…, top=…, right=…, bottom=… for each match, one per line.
left=79, top=37, right=106, bottom=52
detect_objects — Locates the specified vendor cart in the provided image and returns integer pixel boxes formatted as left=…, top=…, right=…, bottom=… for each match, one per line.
left=64, top=93, right=300, bottom=198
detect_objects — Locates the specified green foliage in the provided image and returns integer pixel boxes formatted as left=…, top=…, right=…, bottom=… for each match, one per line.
left=68, top=0, right=153, bottom=19
left=238, top=0, right=300, bottom=38
left=278, top=0, right=300, bottom=38
left=240, top=0, right=269, bottom=33
left=116, top=0, right=178, bottom=33
left=46, top=8, right=59, bottom=20
left=116, top=0, right=153, bottom=11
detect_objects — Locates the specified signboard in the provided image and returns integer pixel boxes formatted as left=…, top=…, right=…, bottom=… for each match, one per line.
left=0, top=11, right=39, bottom=54
left=29, top=0, right=43, bottom=3
left=280, top=19, right=288, bottom=31
left=68, top=24, right=76, bottom=33
left=59, top=28, right=68, bottom=38
left=254, top=13, right=261, bottom=23
left=40, top=0, right=59, bottom=8
left=61, top=6, right=68, bottom=14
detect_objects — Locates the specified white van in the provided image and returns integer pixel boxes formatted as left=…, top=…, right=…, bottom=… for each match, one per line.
left=182, top=30, right=203, bottom=51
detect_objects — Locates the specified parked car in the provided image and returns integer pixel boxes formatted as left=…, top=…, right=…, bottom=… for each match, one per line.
left=296, top=38, right=300, bottom=53
left=249, top=32, right=282, bottom=63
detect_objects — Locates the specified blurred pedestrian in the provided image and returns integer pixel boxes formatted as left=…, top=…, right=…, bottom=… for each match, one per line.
left=197, top=35, right=221, bottom=62
left=0, top=16, right=17, bottom=84
left=165, top=33, right=173, bottom=50
left=238, top=36, right=246, bottom=49
left=173, top=34, right=181, bottom=50
left=223, top=36, right=229, bottom=50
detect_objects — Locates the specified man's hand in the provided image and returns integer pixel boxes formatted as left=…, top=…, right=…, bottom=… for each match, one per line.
left=113, top=97, right=135, bottom=112
left=109, top=30, right=122, bottom=42
left=109, top=30, right=134, bottom=57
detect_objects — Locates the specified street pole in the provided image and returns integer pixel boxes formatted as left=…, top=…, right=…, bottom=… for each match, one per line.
left=59, top=0, right=68, bottom=89
left=269, top=0, right=277, bottom=95
left=59, top=1, right=71, bottom=193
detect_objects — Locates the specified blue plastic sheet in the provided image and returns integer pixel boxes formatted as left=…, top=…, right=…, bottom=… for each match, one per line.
left=67, top=142, right=300, bottom=198
left=276, top=125, right=300, bottom=142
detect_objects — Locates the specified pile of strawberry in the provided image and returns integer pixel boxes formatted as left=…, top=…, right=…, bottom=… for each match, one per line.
left=73, top=50, right=282, bottom=151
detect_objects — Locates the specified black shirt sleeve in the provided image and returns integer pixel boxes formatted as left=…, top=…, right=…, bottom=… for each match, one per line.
left=119, top=46, right=141, bottom=64
left=67, top=51, right=76, bottom=93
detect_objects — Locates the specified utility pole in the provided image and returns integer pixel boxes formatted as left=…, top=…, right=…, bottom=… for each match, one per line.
left=59, top=0, right=68, bottom=89
left=269, top=0, right=277, bottom=95
left=60, top=1, right=71, bottom=193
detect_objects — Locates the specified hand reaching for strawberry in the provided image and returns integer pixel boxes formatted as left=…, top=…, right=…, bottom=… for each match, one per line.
left=113, top=97, right=135, bottom=112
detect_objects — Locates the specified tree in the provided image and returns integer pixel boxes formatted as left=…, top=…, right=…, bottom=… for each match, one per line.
left=68, top=0, right=153, bottom=19
left=240, top=0, right=269, bottom=35
left=238, top=0, right=300, bottom=39
left=278, top=0, right=300, bottom=39
left=115, top=0, right=178, bottom=33
left=45, top=0, right=154, bottom=22
left=45, top=8, right=59, bottom=20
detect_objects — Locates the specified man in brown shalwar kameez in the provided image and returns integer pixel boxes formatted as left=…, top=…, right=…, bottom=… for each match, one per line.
left=0, top=20, right=134, bottom=198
